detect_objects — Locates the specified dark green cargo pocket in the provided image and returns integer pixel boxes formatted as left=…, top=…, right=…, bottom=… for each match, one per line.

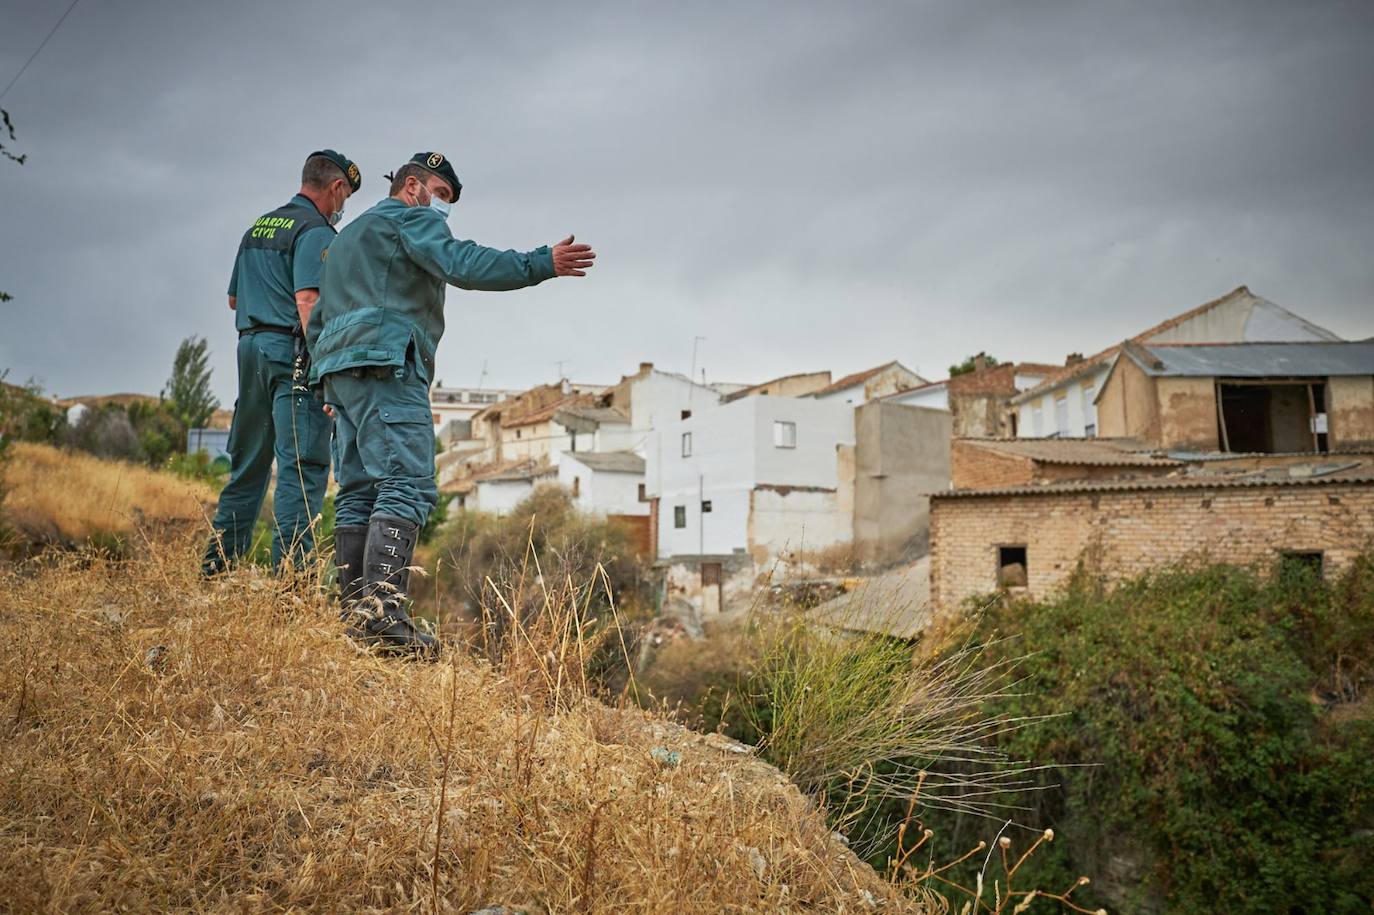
left=379, top=404, right=436, bottom=479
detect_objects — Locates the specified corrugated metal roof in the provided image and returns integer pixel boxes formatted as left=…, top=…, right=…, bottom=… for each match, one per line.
left=959, top=437, right=1181, bottom=467
left=1130, top=341, right=1374, bottom=378
left=934, top=462, right=1374, bottom=499
left=564, top=451, right=645, bottom=474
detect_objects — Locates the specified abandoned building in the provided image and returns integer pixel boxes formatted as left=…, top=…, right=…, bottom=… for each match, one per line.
left=888, top=360, right=1060, bottom=437
left=1009, top=286, right=1344, bottom=439
left=930, top=336, right=1374, bottom=612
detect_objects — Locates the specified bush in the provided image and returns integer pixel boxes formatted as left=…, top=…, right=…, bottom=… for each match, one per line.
left=62, top=404, right=144, bottom=461
left=429, top=486, right=651, bottom=677
left=935, top=559, right=1374, bottom=914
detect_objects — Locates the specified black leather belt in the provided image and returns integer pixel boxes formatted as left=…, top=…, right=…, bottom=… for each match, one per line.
left=239, top=325, right=299, bottom=338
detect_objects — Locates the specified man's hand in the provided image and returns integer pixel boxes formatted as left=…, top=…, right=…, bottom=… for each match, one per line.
left=229, top=295, right=237, bottom=311
left=552, top=235, right=595, bottom=277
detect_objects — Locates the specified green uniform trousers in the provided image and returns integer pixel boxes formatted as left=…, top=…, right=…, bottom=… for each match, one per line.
left=323, top=364, right=438, bottom=529
left=209, top=332, right=332, bottom=568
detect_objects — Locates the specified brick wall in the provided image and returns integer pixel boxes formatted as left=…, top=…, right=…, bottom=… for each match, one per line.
left=951, top=441, right=1035, bottom=489
left=930, top=482, right=1374, bottom=611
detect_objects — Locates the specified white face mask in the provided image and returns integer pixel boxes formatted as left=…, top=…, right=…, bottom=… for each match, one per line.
left=429, top=196, right=451, bottom=219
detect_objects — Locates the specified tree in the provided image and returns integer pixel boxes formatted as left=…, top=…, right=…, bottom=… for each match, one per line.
left=162, top=336, right=220, bottom=451
left=948, top=351, right=999, bottom=377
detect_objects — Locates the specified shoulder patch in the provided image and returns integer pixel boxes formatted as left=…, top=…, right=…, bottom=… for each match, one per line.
left=321, top=248, right=328, bottom=262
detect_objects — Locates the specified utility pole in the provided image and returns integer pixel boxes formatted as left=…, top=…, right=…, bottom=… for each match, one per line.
left=689, top=336, right=706, bottom=405
left=554, top=358, right=571, bottom=380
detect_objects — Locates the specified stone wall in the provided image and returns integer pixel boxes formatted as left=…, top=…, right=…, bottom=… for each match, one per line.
left=930, top=481, right=1374, bottom=611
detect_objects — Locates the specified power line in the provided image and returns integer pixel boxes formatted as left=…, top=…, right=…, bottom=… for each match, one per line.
left=0, top=0, right=83, bottom=104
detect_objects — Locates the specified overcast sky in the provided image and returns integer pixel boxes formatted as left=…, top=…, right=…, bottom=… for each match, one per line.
left=1, top=0, right=1371, bottom=404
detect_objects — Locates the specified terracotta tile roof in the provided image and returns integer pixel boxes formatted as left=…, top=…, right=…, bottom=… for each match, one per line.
left=503, top=393, right=598, bottom=429
left=809, top=361, right=927, bottom=397
left=958, top=437, right=1182, bottom=468
left=722, top=370, right=832, bottom=403
left=934, top=459, right=1374, bottom=499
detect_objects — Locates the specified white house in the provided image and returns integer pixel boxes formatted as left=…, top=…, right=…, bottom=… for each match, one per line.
left=1010, top=287, right=1343, bottom=439
left=557, top=451, right=648, bottom=517
left=648, top=395, right=856, bottom=561
left=429, top=384, right=521, bottom=433
left=471, top=464, right=556, bottom=515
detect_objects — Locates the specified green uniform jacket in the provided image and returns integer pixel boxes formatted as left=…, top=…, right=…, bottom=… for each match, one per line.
left=307, top=197, right=556, bottom=385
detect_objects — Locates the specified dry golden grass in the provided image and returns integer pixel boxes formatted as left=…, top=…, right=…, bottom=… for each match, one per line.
left=0, top=533, right=927, bottom=913
left=1, top=441, right=214, bottom=544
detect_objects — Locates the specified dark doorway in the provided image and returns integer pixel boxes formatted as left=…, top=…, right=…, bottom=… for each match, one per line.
left=997, top=545, right=1028, bottom=589
left=1218, top=381, right=1327, bottom=454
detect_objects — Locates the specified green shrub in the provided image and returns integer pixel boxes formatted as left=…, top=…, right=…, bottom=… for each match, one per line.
left=936, top=559, right=1374, bottom=914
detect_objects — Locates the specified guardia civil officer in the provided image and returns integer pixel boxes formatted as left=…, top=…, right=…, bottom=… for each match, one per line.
left=306, top=152, right=595, bottom=655
left=202, top=150, right=362, bottom=576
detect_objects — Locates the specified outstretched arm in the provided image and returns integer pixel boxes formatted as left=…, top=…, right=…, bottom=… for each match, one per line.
left=398, top=209, right=594, bottom=290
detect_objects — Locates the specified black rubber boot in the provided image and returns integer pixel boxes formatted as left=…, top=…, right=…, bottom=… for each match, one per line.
left=332, top=524, right=369, bottom=617
left=355, top=516, right=440, bottom=658
left=200, top=533, right=230, bottom=578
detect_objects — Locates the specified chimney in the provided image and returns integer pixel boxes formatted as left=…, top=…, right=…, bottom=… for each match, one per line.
left=639, top=361, right=654, bottom=375
left=1065, top=353, right=1084, bottom=366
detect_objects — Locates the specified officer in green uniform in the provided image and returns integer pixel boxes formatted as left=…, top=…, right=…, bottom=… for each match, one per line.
left=202, top=150, right=362, bottom=576
left=307, top=151, right=595, bottom=655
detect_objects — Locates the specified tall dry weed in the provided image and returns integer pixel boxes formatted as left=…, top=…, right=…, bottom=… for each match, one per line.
left=0, top=440, right=213, bottom=544
left=0, top=532, right=923, bottom=913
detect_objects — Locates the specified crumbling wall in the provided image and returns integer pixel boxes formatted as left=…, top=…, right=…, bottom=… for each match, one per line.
left=1157, top=377, right=1219, bottom=451
left=1329, top=376, right=1374, bottom=450
left=930, top=482, right=1374, bottom=612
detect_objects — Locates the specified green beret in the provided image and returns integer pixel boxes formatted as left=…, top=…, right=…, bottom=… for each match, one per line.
left=309, top=148, right=361, bottom=192
left=407, top=151, right=462, bottom=201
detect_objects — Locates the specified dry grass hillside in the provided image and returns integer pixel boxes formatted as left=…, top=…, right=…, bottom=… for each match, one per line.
left=0, top=534, right=926, bottom=913
left=0, top=441, right=214, bottom=545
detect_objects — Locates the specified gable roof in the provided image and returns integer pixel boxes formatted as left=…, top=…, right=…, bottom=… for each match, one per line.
left=1010, top=286, right=1341, bottom=406
left=808, top=361, right=924, bottom=397
left=722, top=370, right=833, bottom=403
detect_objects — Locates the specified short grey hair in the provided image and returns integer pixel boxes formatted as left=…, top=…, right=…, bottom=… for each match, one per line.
left=388, top=163, right=431, bottom=196
left=301, top=155, right=346, bottom=191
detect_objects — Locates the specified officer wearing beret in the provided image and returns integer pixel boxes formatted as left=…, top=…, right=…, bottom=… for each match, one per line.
left=307, top=151, right=595, bottom=655
left=202, top=149, right=362, bottom=576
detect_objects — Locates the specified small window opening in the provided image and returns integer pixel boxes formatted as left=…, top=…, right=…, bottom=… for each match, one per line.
left=1278, top=551, right=1324, bottom=581
left=571, top=477, right=581, bottom=498
left=681, top=409, right=692, bottom=420
left=997, top=545, right=1028, bottom=589
left=701, top=499, right=713, bottom=513
left=637, top=483, right=647, bottom=502
left=673, top=505, right=687, bottom=528
left=774, top=420, right=797, bottom=449
left=681, top=432, right=693, bottom=457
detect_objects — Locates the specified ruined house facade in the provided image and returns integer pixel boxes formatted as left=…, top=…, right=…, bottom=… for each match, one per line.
left=930, top=337, right=1374, bottom=612
left=1009, top=286, right=1343, bottom=439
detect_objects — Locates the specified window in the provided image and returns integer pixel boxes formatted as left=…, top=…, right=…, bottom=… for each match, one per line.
left=569, top=430, right=577, bottom=452
left=681, top=432, right=692, bottom=457
left=1278, top=551, right=1324, bottom=581
left=1081, top=383, right=1097, bottom=438
left=637, top=483, right=647, bottom=502
left=701, top=499, right=713, bottom=513
left=674, top=505, right=686, bottom=528
left=1054, top=395, right=1069, bottom=438
left=681, top=409, right=692, bottom=420
left=515, top=429, right=522, bottom=439
left=997, top=545, right=1028, bottom=589
left=1031, top=403, right=1044, bottom=436
left=571, top=476, right=581, bottom=497
left=773, top=420, right=797, bottom=449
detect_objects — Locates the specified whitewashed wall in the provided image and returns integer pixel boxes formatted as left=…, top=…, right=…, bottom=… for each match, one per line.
left=558, top=459, right=648, bottom=516
left=750, top=488, right=851, bottom=556
left=650, top=396, right=855, bottom=558
left=1015, top=364, right=1112, bottom=438
left=887, top=384, right=948, bottom=411
left=473, top=478, right=535, bottom=515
